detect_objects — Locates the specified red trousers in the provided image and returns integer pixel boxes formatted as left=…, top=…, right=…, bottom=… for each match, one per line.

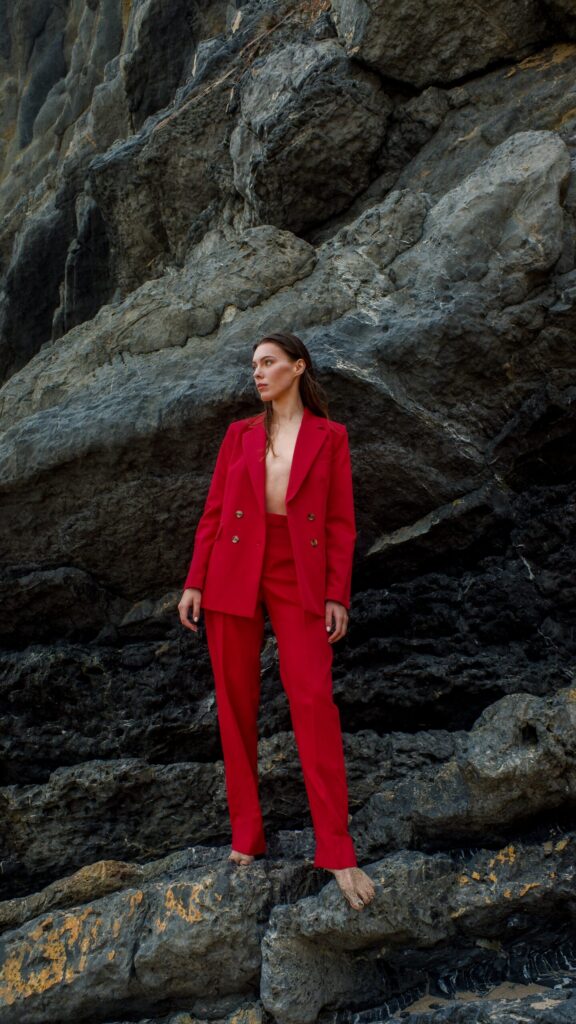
left=204, top=511, right=357, bottom=869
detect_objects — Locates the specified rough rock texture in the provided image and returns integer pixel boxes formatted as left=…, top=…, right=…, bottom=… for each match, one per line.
left=260, top=838, right=576, bottom=1023
left=330, top=0, right=561, bottom=87
left=1, top=1, right=576, bottom=1022
left=229, top=39, right=391, bottom=232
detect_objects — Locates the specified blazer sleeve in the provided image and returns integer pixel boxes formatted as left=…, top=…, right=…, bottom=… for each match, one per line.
left=182, top=423, right=235, bottom=591
left=324, top=425, right=357, bottom=610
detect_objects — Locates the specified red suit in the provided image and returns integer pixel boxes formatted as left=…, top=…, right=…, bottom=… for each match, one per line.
left=183, top=405, right=358, bottom=868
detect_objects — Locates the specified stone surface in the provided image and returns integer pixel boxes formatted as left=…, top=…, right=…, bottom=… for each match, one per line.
left=0, top=836, right=574, bottom=1023
left=352, top=687, right=576, bottom=857
left=330, top=0, right=557, bottom=87
left=229, top=39, right=391, bottom=232
left=261, top=837, right=576, bottom=1023
left=388, top=988, right=576, bottom=1023
left=0, top=858, right=274, bottom=1022
left=2, top=4, right=576, bottom=1023
left=0, top=719, right=463, bottom=899
left=2, top=129, right=575, bottom=630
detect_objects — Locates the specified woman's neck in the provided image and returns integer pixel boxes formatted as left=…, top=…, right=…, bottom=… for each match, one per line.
left=269, top=399, right=304, bottom=425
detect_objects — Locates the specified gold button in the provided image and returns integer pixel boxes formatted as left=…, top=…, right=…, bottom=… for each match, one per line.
left=307, top=512, right=315, bottom=520
left=235, top=510, right=244, bottom=517
left=232, top=535, right=240, bottom=543
left=310, top=538, right=318, bottom=546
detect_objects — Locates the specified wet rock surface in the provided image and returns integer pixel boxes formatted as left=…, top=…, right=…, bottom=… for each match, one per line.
left=1, top=1, right=576, bottom=1022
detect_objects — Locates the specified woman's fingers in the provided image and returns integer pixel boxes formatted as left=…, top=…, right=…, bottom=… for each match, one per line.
left=328, top=619, right=346, bottom=642
left=178, top=590, right=202, bottom=632
left=179, top=603, right=196, bottom=631
left=326, top=604, right=348, bottom=643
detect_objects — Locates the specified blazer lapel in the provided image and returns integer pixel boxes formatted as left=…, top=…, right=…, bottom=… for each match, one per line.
left=242, top=418, right=265, bottom=514
left=286, top=406, right=329, bottom=504
left=242, top=405, right=328, bottom=512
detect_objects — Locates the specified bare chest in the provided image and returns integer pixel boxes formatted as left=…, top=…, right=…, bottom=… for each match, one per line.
left=264, top=428, right=299, bottom=514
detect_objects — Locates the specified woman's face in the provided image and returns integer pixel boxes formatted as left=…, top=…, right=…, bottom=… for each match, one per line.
left=252, top=342, right=304, bottom=401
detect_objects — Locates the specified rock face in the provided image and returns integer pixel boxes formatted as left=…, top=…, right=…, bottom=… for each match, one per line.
left=330, top=0, right=560, bottom=86
left=229, top=40, right=391, bottom=232
left=1, top=1, right=576, bottom=1022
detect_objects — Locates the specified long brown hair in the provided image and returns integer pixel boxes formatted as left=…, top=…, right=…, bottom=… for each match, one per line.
left=251, top=331, right=330, bottom=456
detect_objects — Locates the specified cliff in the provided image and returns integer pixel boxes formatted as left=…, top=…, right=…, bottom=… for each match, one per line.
left=1, top=1, right=576, bottom=1021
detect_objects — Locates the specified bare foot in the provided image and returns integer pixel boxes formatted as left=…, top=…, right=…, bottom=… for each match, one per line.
left=228, top=848, right=255, bottom=866
left=327, top=866, right=376, bottom=910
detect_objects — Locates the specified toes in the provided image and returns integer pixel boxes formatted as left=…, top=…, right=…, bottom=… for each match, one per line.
left=228, top=853, right=255, bottom=866
left=343, top=890, right=365, bottom=910
left=343, top=881, right=375, bottom=909
left=344, top=892, right=362, bottom=909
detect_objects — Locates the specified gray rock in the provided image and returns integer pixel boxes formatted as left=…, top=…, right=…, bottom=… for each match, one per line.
left=230, top=40, right=391, bottom=232
left=330, top=0, right=557, bottom=87
left=1, top=6, right=576, bottom=1022
left=0, top=860, right=274, bottom=1022
left=3, top=130, right=573, bottom=632
left=260, top=838, right=576, bottom=1023
left=0, top=722, right=460, bottom=898
left=0, top=836, right=573, bottom=1023
left=390, top=43, right=576, bottom=205
left=353, top=688, right=576, bottom=857
left=387, top=988, right=576, bottom=1023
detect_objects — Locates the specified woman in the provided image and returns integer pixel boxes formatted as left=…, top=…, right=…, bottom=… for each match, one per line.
left=178, top=331, right=375, bottom=911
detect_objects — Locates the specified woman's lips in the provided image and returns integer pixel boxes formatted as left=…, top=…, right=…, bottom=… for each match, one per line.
left=257, top=384, right=268, bottom=389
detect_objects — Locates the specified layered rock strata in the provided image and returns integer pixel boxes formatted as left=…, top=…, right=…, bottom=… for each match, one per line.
left=1, top=1, right=576, bottom=1021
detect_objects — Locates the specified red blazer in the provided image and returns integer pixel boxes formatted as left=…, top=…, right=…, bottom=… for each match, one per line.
left=183, top=404, right=357, bottom=617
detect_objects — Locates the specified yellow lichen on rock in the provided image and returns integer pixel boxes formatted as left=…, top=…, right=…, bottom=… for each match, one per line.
left=519, top=882, right=541, bottom=896
left=128, top=890, right=143, bottom=914
left=0, top=906, right=96, bottom=1006
left=490, top=845, right=516, bottom=867
left=158, top=883, right=206, bottom=927
left=230, top=1007, right=263, bottom=1024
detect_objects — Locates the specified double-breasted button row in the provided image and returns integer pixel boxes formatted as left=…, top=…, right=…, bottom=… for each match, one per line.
left=227, top=509, right=244, bottom=542
left=231, top=509, right=243, bottom=540
left=228, top=510, right=318, bottom=545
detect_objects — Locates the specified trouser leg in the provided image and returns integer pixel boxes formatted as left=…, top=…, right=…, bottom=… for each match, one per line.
left=262, top=514, right=357, bottom=869
left=204, top=602, right=266, bottom=855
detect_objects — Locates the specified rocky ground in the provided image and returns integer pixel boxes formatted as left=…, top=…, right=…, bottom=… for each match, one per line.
left=1, top=0, right=576, bottom=1021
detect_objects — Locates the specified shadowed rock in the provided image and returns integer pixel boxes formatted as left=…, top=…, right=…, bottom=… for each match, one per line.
left=353, top=688, right=576, bottom=857
left=330, top=0, right=558, bottom=87
left=260, top=837, right=576, bottom=1023
left=230, top=39, right=391, bottom=233
left=1, top=7, right=576, bottom=1023
left=1, top=130, right=574, bottom=635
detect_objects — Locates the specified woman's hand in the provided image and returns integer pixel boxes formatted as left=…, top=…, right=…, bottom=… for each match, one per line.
left=325, top=600, right=349, bottom=643
left=179, top=588, right=203, bottom=632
